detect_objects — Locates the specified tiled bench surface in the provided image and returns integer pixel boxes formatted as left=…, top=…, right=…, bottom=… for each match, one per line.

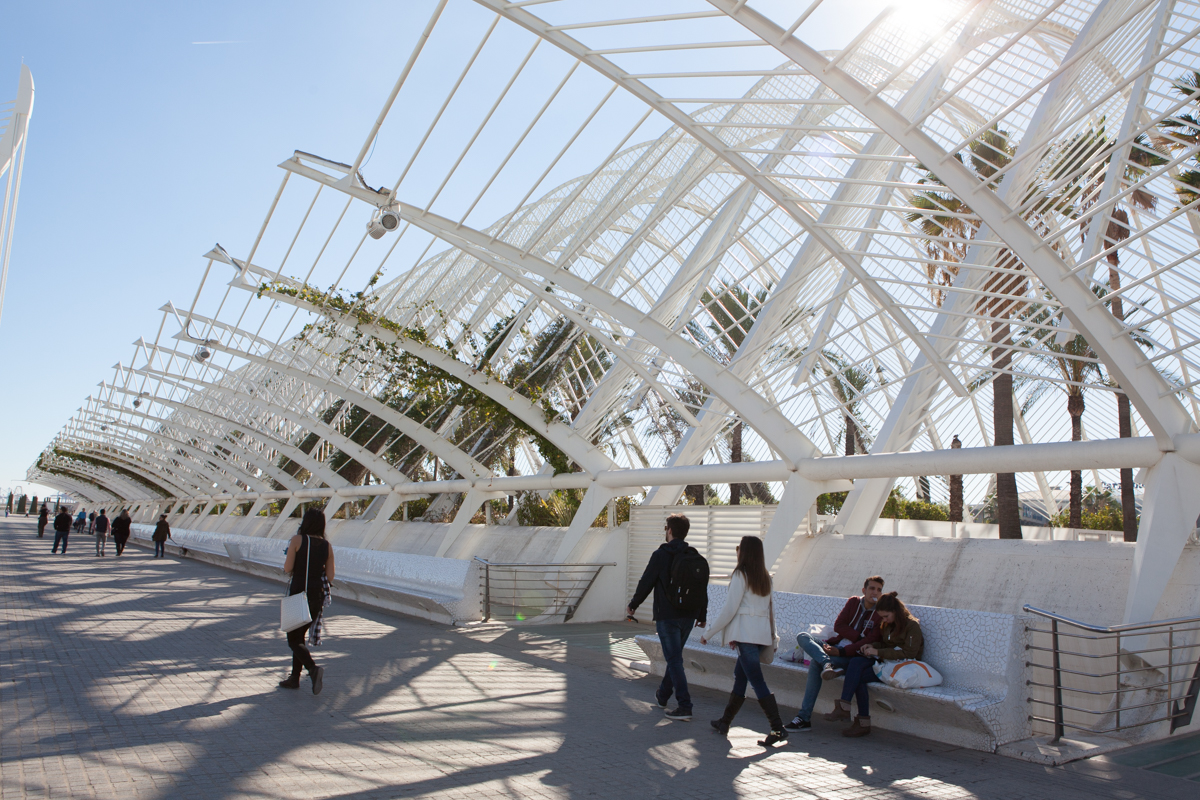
left=130, top=524, right=482, bottom=623
left=634, top=585, right=1030, bottom=752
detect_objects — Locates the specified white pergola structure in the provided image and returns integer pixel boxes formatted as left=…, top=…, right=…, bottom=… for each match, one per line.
left=29, top=1, right=1200, bottom=623
left=0, top=65, right=34, bottom=327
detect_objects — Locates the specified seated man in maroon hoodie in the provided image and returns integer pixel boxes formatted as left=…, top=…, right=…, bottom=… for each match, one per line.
left=784, top=575, right=885, bottom=731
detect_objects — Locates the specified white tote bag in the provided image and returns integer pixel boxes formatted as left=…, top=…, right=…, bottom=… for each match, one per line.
left=280, top=535, right=313, bottom=633
left=873, top=659, right=943, bottom=689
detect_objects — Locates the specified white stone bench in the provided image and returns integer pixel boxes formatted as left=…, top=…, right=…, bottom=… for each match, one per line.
left=130, top=524, right=482, bottom=624
left=634, top=585, right=1031, bottom=752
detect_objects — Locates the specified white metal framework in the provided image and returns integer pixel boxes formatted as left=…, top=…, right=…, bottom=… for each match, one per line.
left=0, top=65, right=33, bottom=327
left=29, top=1, right=1200, bottom=620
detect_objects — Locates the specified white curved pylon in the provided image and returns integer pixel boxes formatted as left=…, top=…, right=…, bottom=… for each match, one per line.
left=0, top=65, right=33, bottom=328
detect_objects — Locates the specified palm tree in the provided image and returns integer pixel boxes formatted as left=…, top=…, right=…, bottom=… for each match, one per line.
left=1043, top=122, right=1165, bottom=541
left=702, top=282, right=768, bottom=504
left=1024, top=306, right=1105, bottom=528
left=1157, top=71, right=1200, bottom=208
left=819, top=350, right=874, bottom=457
left=907, top=124, right=1027, bottom=539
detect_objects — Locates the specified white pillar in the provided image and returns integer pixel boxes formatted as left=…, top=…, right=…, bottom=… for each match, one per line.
left=1123, top=453, right=1200, bottom=623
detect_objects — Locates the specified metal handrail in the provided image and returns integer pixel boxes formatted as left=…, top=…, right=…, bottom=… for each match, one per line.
left=474, top=558, right=616, bottom=623
left=1023, top=605, right=1200, bottom=634
left=1022, top=605, right=1200, bottom=742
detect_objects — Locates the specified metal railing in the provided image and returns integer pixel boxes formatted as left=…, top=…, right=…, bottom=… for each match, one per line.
left=1024, top=605, right=1200, bottom=742
left=475, top=559, right=615, bottom=624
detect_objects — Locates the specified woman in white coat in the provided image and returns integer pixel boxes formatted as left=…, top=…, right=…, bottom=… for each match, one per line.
left=701, top=535, right=786, bottom=747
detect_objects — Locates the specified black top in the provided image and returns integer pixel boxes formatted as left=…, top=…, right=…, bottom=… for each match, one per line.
left=53, top=511, right=72, bottom=532
left=628, top=538, right=708, bottom=625
left=289, top=535, right=330, bottom=596
left=111, top=516, right=131, bottom=538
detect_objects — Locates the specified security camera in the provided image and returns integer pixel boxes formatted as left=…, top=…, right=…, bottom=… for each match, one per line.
left=367, top=208, right=401, bottom=239
left=195, top=347, right=212, bottom=362
left=132, top=399, right=141, bottom=408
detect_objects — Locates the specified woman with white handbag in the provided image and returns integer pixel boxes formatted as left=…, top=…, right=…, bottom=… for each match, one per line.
left=826, top=592, right=924, bottom=738
left=279, top=508, right=335, bottom=694
left=700, top=536, right=786, bottom=747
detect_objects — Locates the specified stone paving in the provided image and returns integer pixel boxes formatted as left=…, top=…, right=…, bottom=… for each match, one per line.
left=0, top=516, right=1194, bottom=800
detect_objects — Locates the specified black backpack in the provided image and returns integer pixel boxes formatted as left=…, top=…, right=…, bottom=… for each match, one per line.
left=667, top=546, right=710, bottom=614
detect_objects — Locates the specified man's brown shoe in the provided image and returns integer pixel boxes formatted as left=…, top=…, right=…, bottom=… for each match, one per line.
left=842, top=717, right=872, bottom=737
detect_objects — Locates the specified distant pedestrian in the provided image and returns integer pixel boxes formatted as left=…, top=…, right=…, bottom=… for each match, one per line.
left=279, top=507, right=334, bottom=695
left=151, top=514, right=172, bottom=557
left=37, top=505, right=49, bottom=538
left=702, top=536, right=786, bottom=747
left=94, top=510, right=110, bottom=556
left=73, top=510, right=86, bottom=534
left=87, top=511, right=96, bottom=535
left=52, top=508, right=72, bottom=554
left=627, top=513, right=709, bottom=721
left=111, top=509, right=131, bottom=556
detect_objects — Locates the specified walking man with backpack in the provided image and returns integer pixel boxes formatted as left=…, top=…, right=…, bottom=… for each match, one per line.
left=627, top=513, right=709, bottom=721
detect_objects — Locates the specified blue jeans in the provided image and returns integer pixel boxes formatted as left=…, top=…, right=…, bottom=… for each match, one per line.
left=732, top=642, right=772, bottom=700
left=796, top=633, right=850, bottom=722
left=154, top=541, right=166, bottom=557
left=656, top=618, right=696, bottom=711
left=840, top=656, right=882, bottom=717
left=52, top=532, right=69, bottom=553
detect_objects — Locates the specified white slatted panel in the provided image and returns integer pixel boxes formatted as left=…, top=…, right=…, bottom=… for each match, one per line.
left=627, top=505, right=777, bottom=600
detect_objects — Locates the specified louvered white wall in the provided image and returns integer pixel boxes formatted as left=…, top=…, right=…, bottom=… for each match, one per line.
left=627, top=505, right=777, bottom=599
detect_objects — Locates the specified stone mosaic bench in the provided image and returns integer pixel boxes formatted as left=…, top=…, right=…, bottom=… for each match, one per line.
left=130, top=524, right=482, bottom=624
left=634, top=585, right=1031, bottom=752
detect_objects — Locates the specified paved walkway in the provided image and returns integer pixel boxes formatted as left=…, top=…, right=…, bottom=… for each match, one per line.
left=0, top=517, right=1194, bottom=800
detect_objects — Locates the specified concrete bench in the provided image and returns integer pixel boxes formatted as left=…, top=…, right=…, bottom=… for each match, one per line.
left=130, top=524, right=482, bottom=624
left=634, top=586, right=1031, bottom=752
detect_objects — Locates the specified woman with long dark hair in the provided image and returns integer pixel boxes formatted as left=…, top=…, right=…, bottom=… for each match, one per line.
left=279, top=507, right=335, bottom=694
left=701, top=535, right=786, bottom=747
left=826, top=591, right=924, bottom=737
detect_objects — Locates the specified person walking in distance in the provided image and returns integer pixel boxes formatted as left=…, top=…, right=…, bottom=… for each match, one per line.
left=784, top=575, right=884, bottom=732
left=87, top=511, right=96, bottom=535
left=111, top=509, right=132, bottom=556
left=37, top=504, right=49, bottom=538
left=73, top=509, right=87, bottom=534
left=152, top=514, right=172, bottom=557
left=703, top=536, right=787, bottom=747
left=94, top=510, right=110, bottom=556
left=627, top=513, right=709, bottom=721
left=279, top=507, right=335, bottom=694
left=51, top=507, right=73, bottom=554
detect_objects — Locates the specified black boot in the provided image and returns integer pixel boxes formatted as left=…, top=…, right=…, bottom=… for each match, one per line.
left=757, top=694, right=788, bottom=747
left=278, top=675, right=300, bottom=689
left=710, top=693, right=746, bottom=735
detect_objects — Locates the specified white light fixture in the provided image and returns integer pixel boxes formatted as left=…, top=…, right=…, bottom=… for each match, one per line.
left=195, top=347, right=212, bottom=362
left=367, top=208, right=401, bottom=239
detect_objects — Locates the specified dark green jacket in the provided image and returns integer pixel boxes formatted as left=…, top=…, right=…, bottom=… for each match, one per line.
left=874, top=619, right=924, bottom=661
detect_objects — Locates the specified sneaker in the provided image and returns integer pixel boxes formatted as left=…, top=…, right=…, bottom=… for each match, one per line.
left=821, top=665, right=845, bottom=680
left=664, top=707, right=692, bottom=721
left=654, top=689, right=670, bottom=708
left=311, top=666, right=325, bottom=696
left=784, top=716, right=811, bottom=731
left=277, top=676, right=300, bottom=689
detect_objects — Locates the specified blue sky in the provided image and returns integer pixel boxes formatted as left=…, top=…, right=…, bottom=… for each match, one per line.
left=0, top=1, right=871, bottom=501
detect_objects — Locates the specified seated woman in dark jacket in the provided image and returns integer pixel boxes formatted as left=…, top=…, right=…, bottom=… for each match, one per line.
left=824, top=592, right=923, bottom=738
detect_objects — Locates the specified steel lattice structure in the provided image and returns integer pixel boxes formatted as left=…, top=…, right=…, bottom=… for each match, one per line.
left=29, top=1, right=1200, bottom=620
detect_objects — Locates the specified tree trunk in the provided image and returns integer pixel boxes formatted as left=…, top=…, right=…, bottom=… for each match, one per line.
left=1108, top=257, right=1139, bottom=542
left=845, top=415, right=857, bottom=456
left=730, top=421, right=742, bottom=505
left=992, top=322, right=1022, bottom=538
left=1068, top=392, right=1085, bottom=529
left=949, top=435, right=963, bottom=523
left=1117, top=393, right=1137, bottom=541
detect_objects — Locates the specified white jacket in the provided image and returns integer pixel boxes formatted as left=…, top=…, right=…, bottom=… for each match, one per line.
left=704, top=572, right=776, bottom=647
